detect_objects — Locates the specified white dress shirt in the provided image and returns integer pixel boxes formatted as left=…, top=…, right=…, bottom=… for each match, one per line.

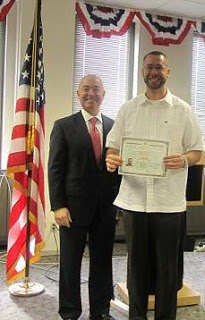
left=106, top=90, right=204, bottom=213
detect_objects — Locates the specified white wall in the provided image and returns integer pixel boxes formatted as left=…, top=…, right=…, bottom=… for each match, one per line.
left=42, top=0, right=75, bottom=253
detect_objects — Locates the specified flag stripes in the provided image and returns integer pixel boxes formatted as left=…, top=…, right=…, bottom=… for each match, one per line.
left=6, top=0, right=45, bottom=284
left=0, top=0, right=15, bottom=21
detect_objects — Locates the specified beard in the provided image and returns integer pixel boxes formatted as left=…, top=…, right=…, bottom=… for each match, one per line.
left=144, top=75, right=167, bottom=90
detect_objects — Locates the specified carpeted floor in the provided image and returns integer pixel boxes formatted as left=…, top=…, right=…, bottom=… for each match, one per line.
left=0, top=243, right=205, bottom=320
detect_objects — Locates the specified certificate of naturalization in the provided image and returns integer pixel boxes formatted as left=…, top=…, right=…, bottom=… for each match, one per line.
left=119, top=138, right=169, bottom=177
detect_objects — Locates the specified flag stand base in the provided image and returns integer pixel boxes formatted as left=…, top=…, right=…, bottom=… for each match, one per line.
left=8, top=281, right=45, bottom=297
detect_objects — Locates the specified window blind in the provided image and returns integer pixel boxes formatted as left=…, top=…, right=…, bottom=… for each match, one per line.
left=191, top=32, right=205, bottom=138
left=72, top=16, right=134, bottom=119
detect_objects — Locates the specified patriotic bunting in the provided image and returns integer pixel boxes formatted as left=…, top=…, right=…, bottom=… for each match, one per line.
left=76, top=0, right=135, bottom=38
left=194, top=20, right=205, bottom=40
left=0, top=0, right=15, bottom=21
left=75, top=1, right=205, bottom=45
left=6, top=0, right=45, bottom=284
left=135, top=12, right=193, bottom=46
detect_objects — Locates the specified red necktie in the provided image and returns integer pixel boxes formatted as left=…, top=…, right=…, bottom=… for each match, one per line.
left=90, top=117, right=101, bottom=165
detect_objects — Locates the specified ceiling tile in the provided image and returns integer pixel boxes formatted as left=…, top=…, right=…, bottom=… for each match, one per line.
left=158, top=0, right=205, bottom=19
left=92, top=0, right=171, bottom=10
left=91, top=0, right=205, bottom=19
left=185, top=0, right=205, bottom=3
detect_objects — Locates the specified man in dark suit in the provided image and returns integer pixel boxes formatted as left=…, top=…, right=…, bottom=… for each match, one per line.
left=48, top=75, right=120, bottom=320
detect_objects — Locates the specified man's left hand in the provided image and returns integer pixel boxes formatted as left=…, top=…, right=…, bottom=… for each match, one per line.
left=163, top=153, right=186, bottom=169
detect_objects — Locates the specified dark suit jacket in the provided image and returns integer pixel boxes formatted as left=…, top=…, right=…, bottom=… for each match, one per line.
left=48, top=111, right=120, bottom=226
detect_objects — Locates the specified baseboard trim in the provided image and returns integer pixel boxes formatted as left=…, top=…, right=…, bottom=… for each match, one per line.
left=41, top=249, right=59, bottom=257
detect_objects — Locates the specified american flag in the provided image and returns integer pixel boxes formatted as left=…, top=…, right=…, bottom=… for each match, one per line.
left=0, top=0, right=15, bottom=21
left=6, top=0, right=45, bottom=284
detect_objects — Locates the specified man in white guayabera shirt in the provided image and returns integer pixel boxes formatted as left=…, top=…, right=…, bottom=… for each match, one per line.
left=105, top=51, right=204, bottom=320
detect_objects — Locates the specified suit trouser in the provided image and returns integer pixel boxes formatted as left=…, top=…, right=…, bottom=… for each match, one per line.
left=58, top=207, right=116, bottom=319
left=123, top=211, right=186, bottom=320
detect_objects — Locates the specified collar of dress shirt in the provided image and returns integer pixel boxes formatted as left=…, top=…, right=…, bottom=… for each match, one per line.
left=81, top=109, right=102, bottom=124
left=138, top=89, right=173, bottom=107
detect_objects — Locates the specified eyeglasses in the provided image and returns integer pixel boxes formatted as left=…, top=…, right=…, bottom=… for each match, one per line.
left=143, top=64, right=168, bottom=72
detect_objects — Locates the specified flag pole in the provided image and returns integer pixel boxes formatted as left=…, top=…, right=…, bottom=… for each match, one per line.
left=8, top=0, right=45, bottom=296
left=24, top=0, right=39, bottom=288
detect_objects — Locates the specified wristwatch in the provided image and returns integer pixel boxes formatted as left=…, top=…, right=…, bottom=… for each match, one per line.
left=182, top=155, right=188, bottom=168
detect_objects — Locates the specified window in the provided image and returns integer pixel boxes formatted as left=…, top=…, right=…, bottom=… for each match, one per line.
left=72, top=16, right=135, bottom=119
left=191, top=32, right=205, bottom=138
left=0, top=21, right=5, bottom=169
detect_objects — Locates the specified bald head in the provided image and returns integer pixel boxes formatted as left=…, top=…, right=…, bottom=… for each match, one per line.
left=77, top=75, right=105, bottom=116
left=78, top=75, right=104, bottom=90
left=143, top=51, right=169, bottom=65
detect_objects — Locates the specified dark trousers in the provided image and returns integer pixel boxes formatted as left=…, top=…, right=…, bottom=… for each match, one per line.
left=58, top=206, right=116, bottom=319
left=123, top=211, right=186, bottom=320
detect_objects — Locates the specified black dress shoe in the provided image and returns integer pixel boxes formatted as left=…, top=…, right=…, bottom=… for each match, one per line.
left=89, top=314, right=115, bottom=320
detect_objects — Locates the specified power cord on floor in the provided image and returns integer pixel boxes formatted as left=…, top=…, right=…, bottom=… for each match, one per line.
left=0, top=223, right=127, bottom=285
left=42, top=222, right=60, bottom=281
left=43, top=225, right=89, bottom=284
left=0, top=173, right=12, bottom=207
left=0, top=224, right=88, bottom=284
left=0, top=251, right=7, bottom=264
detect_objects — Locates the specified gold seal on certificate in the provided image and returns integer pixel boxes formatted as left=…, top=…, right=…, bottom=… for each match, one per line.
left=119, top=137, right=169, bottom=177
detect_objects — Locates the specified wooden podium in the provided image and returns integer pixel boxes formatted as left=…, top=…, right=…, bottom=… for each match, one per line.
left=116, top=282, right=201, bottom=310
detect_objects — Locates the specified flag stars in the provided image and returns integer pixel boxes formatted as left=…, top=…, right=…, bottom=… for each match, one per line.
left=24, top=53, right=31, bottom=62
left=28, top=37, right=33, bottom=44
left=37, top=71, right=41, bottom=79
left=22, top=70, right=29, bottom=79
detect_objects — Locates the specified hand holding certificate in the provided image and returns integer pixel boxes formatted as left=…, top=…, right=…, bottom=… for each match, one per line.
left=119, top=137, right=169, bottom=177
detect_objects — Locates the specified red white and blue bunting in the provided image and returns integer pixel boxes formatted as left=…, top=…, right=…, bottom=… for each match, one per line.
left=75, top=1, right=205, bottom=45
left=194, top=20, right=205, bottom=40
left=76, top=0, right=135, bottom=38
left=136, top=12, right=193, bottom=46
